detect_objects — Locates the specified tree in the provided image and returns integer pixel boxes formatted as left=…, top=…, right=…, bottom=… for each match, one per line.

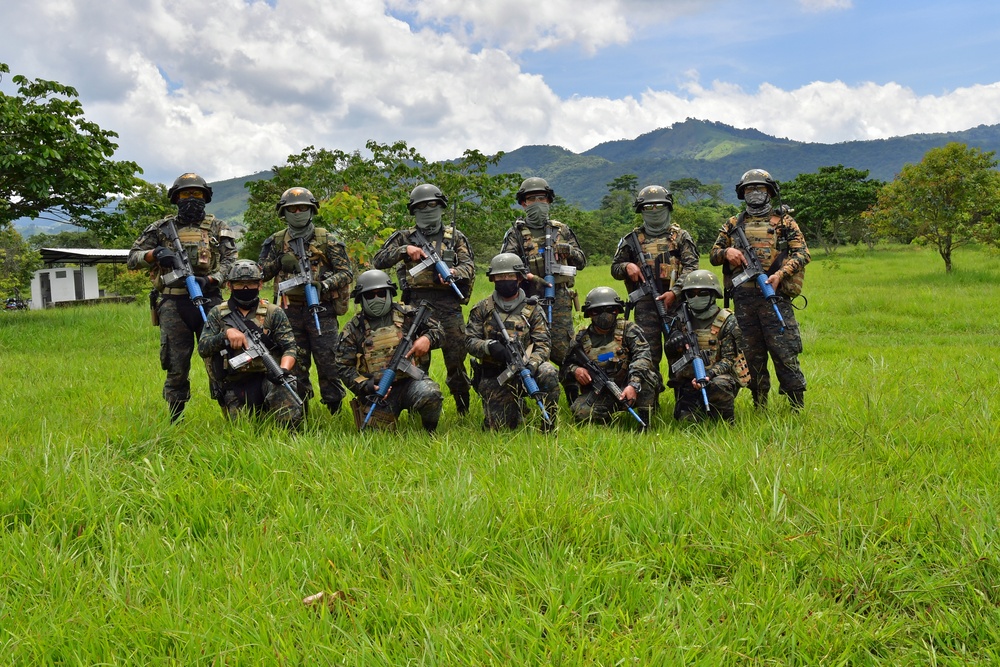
left=0, top=63, right=141, bottom=230
left=0, top=227, right=42, bottom=295
left=27, top=228, right=103, bottom=250
left=781, top=165, right=884, bottom=251
left=92, top=179, right=173, bottom=246
left=869, top=143, right=1000, bottom=272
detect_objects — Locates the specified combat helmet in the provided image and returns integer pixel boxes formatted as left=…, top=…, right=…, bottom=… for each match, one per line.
left=681, top=270, right=723, bottom=299
left=350, top=269, right=397, bottom=303
left=735, top=169, right=779, bottom=200
left=516, top=177, right=555, bottom=204
left=407, top=183, right=448, bottom=213
left=633, top=185, right=674, bottom=212
left=167, top=173, right=213, bottom=204
left=582, top=286, right=626, bottom=315
left=228, top=259, right=263, bottom=283
left=486, top=252, right=528, bottom=279
left=275, top=187, right=319, bottom=214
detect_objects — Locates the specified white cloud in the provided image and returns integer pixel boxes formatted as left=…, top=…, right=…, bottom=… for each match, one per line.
left=798, top=0, right=852, bottom=10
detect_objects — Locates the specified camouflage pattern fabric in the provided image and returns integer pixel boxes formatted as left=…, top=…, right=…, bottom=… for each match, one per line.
left=668, top=306, right=744, bottom=423
left=154, top=294, right=223, bottom=403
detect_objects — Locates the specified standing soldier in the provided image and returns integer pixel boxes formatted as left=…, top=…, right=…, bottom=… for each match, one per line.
left=128, top=173, right=238, bottom=422
left=198, top=260, right=304, bottom=430
left=562, top=287, right=657, bottom=428
left=258, top=187, right=353, bottom=416
left=465, top=253, right=560, bottom=431
left=335, top=270, right=445, bottom=433
left=611, top=184, right=699, bottom=409
left=500, top=177, right=587, bottom=402
left=371, top=183, right=475, bottom=415
left=710, top=169, right=809, bottom=411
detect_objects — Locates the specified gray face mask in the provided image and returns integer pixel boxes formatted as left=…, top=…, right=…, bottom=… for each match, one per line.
left=744, top=191, right=772, bottom=217
left=414, top=207, right=443, bottom=235
left=285, top=210, right=312, bottom=229
left=524, top=202, right=550, bottom=229
left=592, top=312, right=617, bottom=332
left=361, top=293, right=392, bottom=319
left=641, top=208, right=672, bottom=235
left=687, top=295, right=714, bottom=313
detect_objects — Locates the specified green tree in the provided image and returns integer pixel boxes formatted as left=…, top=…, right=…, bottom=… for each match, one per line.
left=27, top=228, right=103, bottom=250
left=94, top=180, right=173, bottom=246
left=781, top=165, right=884, bottom=251
left=0, top=63, right=141, bottom=230
left=870, top=143, right=1000, bottom=272
left=668, top=178, right=739, bottom=248
left=0, top=227, right=42, bottom=295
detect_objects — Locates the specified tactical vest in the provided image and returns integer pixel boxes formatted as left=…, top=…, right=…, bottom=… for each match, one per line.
left=218, top=300, right=275, bottom=376
left=406, top=226, right=458, bottom=290
left=359, top=309, right=408, bottom=376
left=681, top=308, right=750, bottom=387
left=485, top=300, right=538, bottom=355
left=737, top=214, right=805, bottom=298
left=517, top=222, right=575, bottom=285
left=581, top=319, right=629, bottom=382
left=152, top=217, right=216, bottom=290
left=636, top=226, right=683, bottom=289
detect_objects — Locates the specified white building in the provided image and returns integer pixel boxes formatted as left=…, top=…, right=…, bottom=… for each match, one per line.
left=31, top=248, right=130, bottom=309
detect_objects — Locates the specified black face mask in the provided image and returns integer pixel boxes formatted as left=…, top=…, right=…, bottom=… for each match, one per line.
left=229, top=288, right=259, bottom=309
left=177, top=199, right=206, bottom=223
left=592, top=312, right=617, bottom=332
left=494, top=280, right=519, bottom=298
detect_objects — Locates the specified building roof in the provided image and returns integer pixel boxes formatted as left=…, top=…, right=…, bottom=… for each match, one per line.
left=40, top=248, right=130, bottom=265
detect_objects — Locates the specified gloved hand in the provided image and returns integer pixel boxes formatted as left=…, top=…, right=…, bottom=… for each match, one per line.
left=487, top=340, right=510, bottom=363
left=152, top=247, right=177, bottom=269
left=271, top=370, right=296, bottom=390
left=280, top=253, right=299, bottom=273
left=193, top=276, right=210, bottom=290
left=554, top=242, right=571, bottom=256
left=665, top=330, right=688, bottom=356
left=525, top=361, right=539, bottom=375
left=361, top=376, right=379, bottom=395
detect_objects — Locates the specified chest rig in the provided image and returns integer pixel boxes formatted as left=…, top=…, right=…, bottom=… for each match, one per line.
left=580, top=319, right=629, bottom=381
left=486, top=301, right=537, bottom=355
left=153, top=217, right=216, bottom=290
left=406, top=226, right=457, bottom=290
left=518, top=222, right=574, bottom=285
left=636, top=226, right=682, bottom=289
left=359, top=309, right=407, bottom=375
left=219, top=301, right=274, bottom=375
left=273, top=228, right=330, bottom=299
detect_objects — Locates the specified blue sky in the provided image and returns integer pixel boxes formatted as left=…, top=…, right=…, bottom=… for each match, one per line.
left=3, top=0, right=1000, bottom=186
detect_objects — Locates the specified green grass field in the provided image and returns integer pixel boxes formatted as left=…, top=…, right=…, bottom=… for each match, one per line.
left=2, top=245, right=999, bottom=664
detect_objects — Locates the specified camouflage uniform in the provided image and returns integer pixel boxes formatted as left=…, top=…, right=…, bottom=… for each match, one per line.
left=198, top=298, right=304, bottom=428
left=611, top=224, right=699, bottom=398
left=465, top=294, right=560, bottom=430
left=710, top=211, right=809, bottom=406
left=562, top=318, right=657, bottom=426
left=128, top=213, right=237, bottom=411
left=336, top=303, right=445, bottom=430
left=371, top=225, right=475, bottom=409
left=259, top=227, right=353, bottom=414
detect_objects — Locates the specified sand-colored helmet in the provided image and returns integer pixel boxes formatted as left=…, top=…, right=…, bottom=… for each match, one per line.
left=735, top=169, right=779, bottom=200
left=633, top=185, right=674, bottom=212
left=681, top=270, right=723, bottom=299
left=516, top=177, right=555, bottom=204
left=168, top=173, right=213, bottom=204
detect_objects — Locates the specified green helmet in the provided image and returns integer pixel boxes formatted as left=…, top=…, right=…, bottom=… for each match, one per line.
left=681, top=270, right=723, bottom=298
left=486, top=252, right=527, bottom=279
left=168, top=173, right=213, bottom=204
left=407, top=183, right=448, bottom=213
left=735, top=168, right=779, bottom=200
left=582, top=286, right=626, bottom=314
left=228, top=259, right=263, bottom=282
left=350, top=269, right=397, bottom=302
left=633, top=185, right=673, bottom=212
left=516, top=177, right=555, bottom=204
left=275, top=187, right=319, bottom=214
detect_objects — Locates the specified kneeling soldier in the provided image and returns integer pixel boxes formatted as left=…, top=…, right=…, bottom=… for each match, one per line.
left=562, top=286, right=656, bottom=428
left=336, top=270, right=444, bottom=432
left=199, top=260, right=304, bottom=430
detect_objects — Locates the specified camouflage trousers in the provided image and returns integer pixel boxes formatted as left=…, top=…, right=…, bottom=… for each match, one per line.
left=283, top=302, right=345, bottom=413
left=733, top=289, right=806, bottom=400
left=218, top=373, right=304, bottom=429
left=410, top=291, right=471, bottom=400
left=475, top=361, right=560, bottom=431
left=157, top=293, right=222, bottom=404
left=631, top=299, right=674, bottom=395
left=674, top=374, right=740, bottom=423
left=569, top=383, right=655, bottom=428
left=361, top=377, right=443, bottom=430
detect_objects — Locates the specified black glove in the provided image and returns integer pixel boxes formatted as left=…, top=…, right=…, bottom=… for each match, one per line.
left=665, top=330, right=688, bottom=356
left=487, top=340, right=510, bottom=363
left=270, top=370, right=296, bottom=388
left=152, top=247, right=177, bottom=269
left=280, top=252, right=298, bottom=273
left=194, top=276, right=210, bottom=290
left=361, top=376, right=380, bottom=396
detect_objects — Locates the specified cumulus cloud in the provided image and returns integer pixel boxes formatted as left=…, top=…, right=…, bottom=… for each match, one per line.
left=798, top=0, right=853, bottom=10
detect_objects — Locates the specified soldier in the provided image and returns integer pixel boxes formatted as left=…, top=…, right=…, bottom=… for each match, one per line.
left=499, top=177, right=587, bottom=401
left=465, top=253, right=560, bottom=431
left=610, top=184, right=699, bottom=408
left=710, top=169, right=809, bottom=411
left=371, top=183, right=475, bottom=415
left=335, top=270, right=444, bottom=432
left=128, top=173, right=238, bottom=422
left=562, top=287, right=657, bottom=427
left=198, top=260, right=304, bottom=430
left=664, top=270, right=748, bottom=424
left=258, top=186, right=353, bottom=416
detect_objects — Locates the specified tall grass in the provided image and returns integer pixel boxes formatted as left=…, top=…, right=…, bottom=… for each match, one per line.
left=1, top=245, right=999, bottom=664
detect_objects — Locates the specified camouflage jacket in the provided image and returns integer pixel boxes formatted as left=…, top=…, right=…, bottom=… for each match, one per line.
left=562, top=318, right=656, bottom=390
left=610, top=224, right=700, bottom=299
left=198, top=299, right=301, bottom=374
left=500, top=220, right=587, bottom=293
left=465, top=294, right=550, bottom=372
left=127, top=214, right=238, bottom=287
left=709, top=211, right=810, bottom=297
left=670, top=306, right=745, bottom=382
left=258, top=227, right=353, bottom=304
left=371, top=225, right=476, bottom=300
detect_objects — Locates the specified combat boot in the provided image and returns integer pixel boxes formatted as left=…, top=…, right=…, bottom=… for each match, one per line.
left=324, top=398, right=341, bottom=416
left=454, top=391, right=470, bottom=416
left=422, top=418, right=439, bottom=434
left=788, top=390, right=805, bottom=412
left=168, top=401, right=185, bottom=423
left=752, top=391, right=768, bottom=411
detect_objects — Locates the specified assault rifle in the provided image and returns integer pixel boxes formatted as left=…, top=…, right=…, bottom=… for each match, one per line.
left=728, top=221, right=785, bottom=332
left=408, top=229, right=464, bottom=300
left=278, top=236, right=324, bottom=334
left=362, top=303, right=430, bottom=430
left=491, top=309, right=552, bottom=424
left=538, top=222, right=577, bottom=323
left=669, top=304, right=710, bottom=413
left=570, top=347, right=646, bottom=428
left=160, top=219, right=209, bottom=322
left=621, top=231, right=673, bottom=336
left=224, top=312, right=303, bottom=408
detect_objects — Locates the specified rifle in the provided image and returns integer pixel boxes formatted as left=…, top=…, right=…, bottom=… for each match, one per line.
left=538, top=222, right=577, bottom=323
left=277, top=236, right=324, bottom=334
left=728, top=221, right=785, bottom=332
left=160, top=219, right=209, bottom=322
left=570, top=347, right=646, bottom=428
left=362, top=303, right=431, bottom=430
left=491, top=309, right=552, bottom=423
left=621, top=232, right=673, bottom=336
left=407, top=229, right=464, bottom=300
left=669, top=304, right=710, bottom=413
left=224, top=312, right=303, bottom=408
